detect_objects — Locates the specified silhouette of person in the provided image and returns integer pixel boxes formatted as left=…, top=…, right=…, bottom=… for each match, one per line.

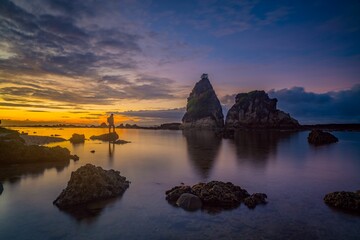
left=107, top=113, right=115, bottom=133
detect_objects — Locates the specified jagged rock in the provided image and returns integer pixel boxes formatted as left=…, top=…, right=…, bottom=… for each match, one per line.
left=53, top=164, right=130, bottom=208
left=308, top=130, right=338, bottom=145
left=165, top=181, right=266, bottom=211
left=114, top=139, right=131, bottom=144
left=90, top=132, right=119, bottom=141
left=182, top=74, right=224, bottom=129
left=69, top=133, right=85, bottom=144
left=324, top=191, right=360, bottom=213
left=176, top=193, right=202, bottom=211
left=244, top=193, right=268, bottom=209
left=225, top=91, right=299, bottom=129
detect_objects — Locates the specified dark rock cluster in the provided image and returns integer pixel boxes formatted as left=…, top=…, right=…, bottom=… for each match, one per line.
left=324, top=190, right=360, bottom=213
left=0, top=128, right=71, bottom=164
left=308, top=130, right=338, bottom=145
left=53, top=164, right=130, bottom=208
left=225, top=91, right=299, bottom=129
left=182, top=74, right=224, bottom=129
left=165, top=181, right=267, bottom=211
left=69, top=133, right=85, bottom=144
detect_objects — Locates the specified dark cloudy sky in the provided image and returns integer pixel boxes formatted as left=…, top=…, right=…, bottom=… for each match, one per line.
left=0, top=0, right=359, bottom=125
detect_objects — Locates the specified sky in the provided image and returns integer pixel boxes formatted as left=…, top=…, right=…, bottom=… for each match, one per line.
left=0, top=0, right=359, bottom=125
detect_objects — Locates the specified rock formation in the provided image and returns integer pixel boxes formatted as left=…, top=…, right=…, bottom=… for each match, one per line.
left=0, top=128, right=71, bottom=164
left=69, top=133, right=85, bottom=144
left=90, top=132, right=119, bottom=141
left=165, top=181, right=267, bottom=211
left=0, top=182, right=3, bottom=195
left=53, top=164, right=130, bottom=208
left=308, top=130, right=338, bottom=145
left=182, top=74, right=224, bottom=129
left=225, top=91, right=299, bottom=129
left=324, top=190, right=360, bottom=213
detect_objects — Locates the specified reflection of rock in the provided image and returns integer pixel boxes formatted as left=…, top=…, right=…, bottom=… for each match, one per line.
left=183, top=130, right=221, bottom=179
left=182, top=74, right=224, bottom=129
left=166, top=181, right=266, bottom=212
left=69, top=133, right=85, bottom=144
left=176, top=193, right=202, bottom=211
left=53, top=164, right=130, bottom=208
left=324, top=190, right=360, bottom=214
left=308, top=130, right=338, bottom=145
left=225, top=91, right=299, bottom=129
left=0, top=161, right=70, bottom=184
left=90, top=132, right=119, bottom=142
left=231, top=131, right=296, bottom=164
left=56, top=197, right=119, bottom=223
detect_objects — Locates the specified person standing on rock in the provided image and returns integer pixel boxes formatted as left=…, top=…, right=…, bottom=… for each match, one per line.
left=107, top=113, right=115, bottom=133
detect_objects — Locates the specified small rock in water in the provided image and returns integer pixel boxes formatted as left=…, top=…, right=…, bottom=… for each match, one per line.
left=243, top=193, right=268, bottom=209
left=90, top=132, right=119, bottom=142
left=308, top=130, right=338, bottom=145
left=176, top=193, right=202, bottom=211
left=90, top=150, right=95, bottom=153
left=324, top=190, right=360, bottom=213
left=114, top=139, right=130, bottom=144
left=70, top=155, right=79, bottom=161
left=69, top=133, right=85, bottom=144
left=53, top=164, right=130, bottom=208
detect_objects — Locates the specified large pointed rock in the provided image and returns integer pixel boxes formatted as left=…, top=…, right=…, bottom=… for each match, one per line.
left=225, top=90, right=299, bottom=129
left=182, top=74, right=224, bottom=129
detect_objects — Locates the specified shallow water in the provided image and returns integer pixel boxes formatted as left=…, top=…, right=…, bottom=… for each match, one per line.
left=0, top=128, right=359, bottom=240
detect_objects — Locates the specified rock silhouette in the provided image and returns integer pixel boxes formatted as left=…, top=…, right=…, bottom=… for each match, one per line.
left=53, top=164, right=130, bottom=208
left=182, top=74, right=224, bottom=129
left=69, top=133, right=85, bottom=144
left=225, top=90, right=299, bottom=129
left=308, top=130, right=338, bottom=145
left=324, top=190, right=360, bottom=214
left=90, top=132, right=119, bottom=141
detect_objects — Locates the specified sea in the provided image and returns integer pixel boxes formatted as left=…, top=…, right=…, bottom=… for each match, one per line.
left=0, top=127, right=359, bottom=240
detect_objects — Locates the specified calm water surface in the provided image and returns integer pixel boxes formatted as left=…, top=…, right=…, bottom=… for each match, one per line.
left=0, top=128, right=359, bottom=239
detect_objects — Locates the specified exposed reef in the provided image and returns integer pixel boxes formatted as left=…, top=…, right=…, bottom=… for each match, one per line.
left=90, top=132, right=119, bottom=141
left=166, top=181, right=267, bottom=212
left=225, top=91, right=299, bottom=129
left=0, top=127, right=71, bottom=164
left=182, top=74, right=224, bottom=129
left=308, top=130, right=338, bottom=145
left=53, top=164, right=130, bottom=208
left=324, top=190, right=360, bottom=214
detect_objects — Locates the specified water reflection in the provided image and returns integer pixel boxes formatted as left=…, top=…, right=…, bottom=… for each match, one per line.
left=183, top=130, right=221, bottom=179
left=230, top=131, right=296, bottom=166
left=108, top=142, right=115, bottom=164
left=0, top=161, right=70, bottom=185
left=56, top=197, right=120, bottom=224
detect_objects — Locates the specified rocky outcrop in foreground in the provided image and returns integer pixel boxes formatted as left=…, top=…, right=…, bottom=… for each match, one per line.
left=53, top=164, right=130, bottom=208
left=90, top=132, right=119, bottom=141
left=225, top=91, right=299, bottom=129
left=308, top=130, right=338, bottom=145
left=0, top=128, right=71, bottom=164
left=182, top=74, right=224, bottom=129
left=324, top=190, right=360, bottom=213
left=69, top=133, right=85, bottom=144
left=165, top=181, right=267, bottom=211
